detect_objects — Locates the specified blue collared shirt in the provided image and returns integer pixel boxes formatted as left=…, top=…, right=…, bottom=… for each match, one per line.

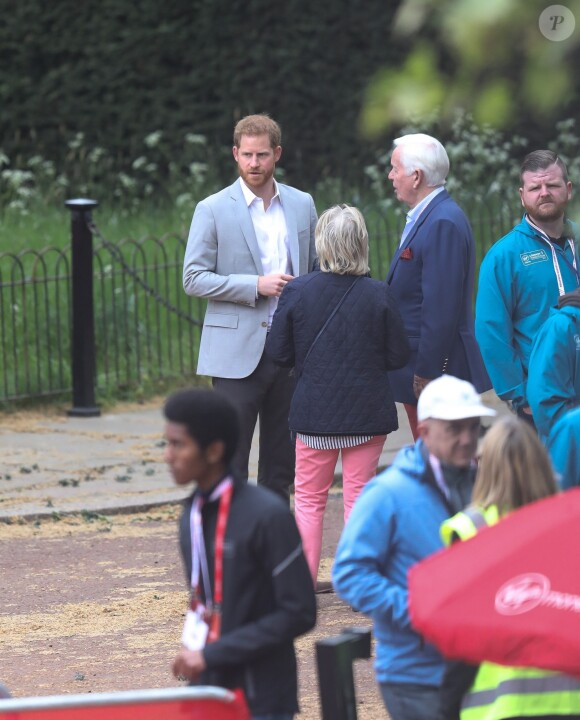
left=400, top=186, right=445, bottom=246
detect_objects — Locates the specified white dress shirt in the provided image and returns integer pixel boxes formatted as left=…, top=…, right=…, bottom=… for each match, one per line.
left=239, top=178, right=291, bottom=327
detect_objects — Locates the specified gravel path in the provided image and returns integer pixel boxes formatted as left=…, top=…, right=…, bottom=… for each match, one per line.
left=0, top=501, right=385, bottom=719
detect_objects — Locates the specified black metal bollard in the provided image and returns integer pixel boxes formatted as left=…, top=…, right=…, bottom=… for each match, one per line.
left=316, top=626, right=372, bottom=720
left=65, top=198, right=101, bottom=417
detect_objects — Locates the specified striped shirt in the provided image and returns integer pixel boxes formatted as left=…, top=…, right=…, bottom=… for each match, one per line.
left=297, top=433, right=374, bottom=450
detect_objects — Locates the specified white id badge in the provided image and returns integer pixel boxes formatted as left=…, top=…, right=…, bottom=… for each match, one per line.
left=181, top=606, right=209, bottom=651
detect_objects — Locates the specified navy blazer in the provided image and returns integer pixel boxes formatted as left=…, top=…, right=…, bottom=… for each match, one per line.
left=386, top=190, right=490, bottom=405
left=266, top=271, right=410, bottom=435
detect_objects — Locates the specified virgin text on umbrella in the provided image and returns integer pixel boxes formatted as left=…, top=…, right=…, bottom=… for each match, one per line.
left=495, top=573, right=580, bottom=616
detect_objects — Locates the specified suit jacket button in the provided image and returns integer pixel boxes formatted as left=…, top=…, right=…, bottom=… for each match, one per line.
left=261, top=322, right=268, bottom=328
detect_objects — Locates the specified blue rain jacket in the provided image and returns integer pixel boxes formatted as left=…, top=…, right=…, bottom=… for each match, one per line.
left=528, top=304, right=580, bottom=442
left=475, top=216, right=579, bottom=408
left=332, top=440, right=454, bottom=686
left=547, top=407, right=580, bottom=489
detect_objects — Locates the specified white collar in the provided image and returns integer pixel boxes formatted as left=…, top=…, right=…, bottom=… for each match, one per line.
left=238, top=176, right=280, bottom=207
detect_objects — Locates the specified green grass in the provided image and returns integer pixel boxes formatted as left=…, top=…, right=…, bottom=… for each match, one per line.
left=0, top=201, right=193, bottom=252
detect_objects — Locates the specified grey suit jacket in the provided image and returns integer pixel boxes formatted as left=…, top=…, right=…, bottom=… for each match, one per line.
left=183, top=179, right=317, bottom=378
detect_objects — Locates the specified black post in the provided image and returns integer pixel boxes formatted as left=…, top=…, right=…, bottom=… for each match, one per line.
left=66, top=198, right=100, bottom=417
left=316, top=627, right=372, bottom=720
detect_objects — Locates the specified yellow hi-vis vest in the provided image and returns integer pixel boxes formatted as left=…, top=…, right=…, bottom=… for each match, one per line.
left=440, top=504, right=499, bottom=546
left=440, top=505, right=580, bottom=720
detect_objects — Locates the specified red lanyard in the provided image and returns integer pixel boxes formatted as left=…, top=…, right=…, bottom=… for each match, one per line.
left=189, top=477, right=233, bottom=642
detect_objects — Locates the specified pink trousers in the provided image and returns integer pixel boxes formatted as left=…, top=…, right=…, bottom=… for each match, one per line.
left=294, top=434, right=387, bottom=584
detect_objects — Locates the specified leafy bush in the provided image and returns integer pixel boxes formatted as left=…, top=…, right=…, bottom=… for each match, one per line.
left=364, top=109, right=530, bottom=207
left=363, top=110, right=580, bottom=220
left=0, top=0, right=403, bottom=192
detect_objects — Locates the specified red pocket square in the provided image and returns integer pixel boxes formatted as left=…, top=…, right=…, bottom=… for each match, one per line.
left=400, top=247, right=413, bottom=260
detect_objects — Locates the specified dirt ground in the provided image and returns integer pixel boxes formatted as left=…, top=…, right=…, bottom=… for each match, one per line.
left=0, top=495, right=386, bottom=719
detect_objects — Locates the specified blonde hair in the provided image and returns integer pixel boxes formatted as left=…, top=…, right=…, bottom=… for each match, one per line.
left=472, top=415, right=558, bottom=513
left=233, top=114, right=281, bottom=149
left=315, top=205, right=370, bottom=276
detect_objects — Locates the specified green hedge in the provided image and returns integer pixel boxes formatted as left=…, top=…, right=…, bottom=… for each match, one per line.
left=0, top=0, right=405, bottom=190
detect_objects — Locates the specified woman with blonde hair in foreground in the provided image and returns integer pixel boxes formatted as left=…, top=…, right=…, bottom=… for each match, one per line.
left=440, top=415, right=580, bottom=720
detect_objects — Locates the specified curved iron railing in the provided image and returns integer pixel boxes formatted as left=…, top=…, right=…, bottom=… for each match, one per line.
left=0, top=232, right=205, bottom=403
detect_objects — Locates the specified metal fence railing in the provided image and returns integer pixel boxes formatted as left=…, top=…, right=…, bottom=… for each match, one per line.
left=0, top=203, right=206, bottom=405
left=0, top=197, right=519, bottom=405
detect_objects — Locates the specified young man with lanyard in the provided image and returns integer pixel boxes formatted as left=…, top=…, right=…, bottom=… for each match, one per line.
left=164, top=388, right=316, bottom=720
left=476, top=150, right=580, bottom=426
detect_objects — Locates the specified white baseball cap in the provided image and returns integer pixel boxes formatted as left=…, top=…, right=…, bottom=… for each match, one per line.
left=417, top=375, right=496, bottom=422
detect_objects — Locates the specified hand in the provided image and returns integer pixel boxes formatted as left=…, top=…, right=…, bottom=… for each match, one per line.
left=257, top=273, right=294, bottom=297
left=413, top=374, right=432, bottom=400
left=172, top=648, right=207, bottom=682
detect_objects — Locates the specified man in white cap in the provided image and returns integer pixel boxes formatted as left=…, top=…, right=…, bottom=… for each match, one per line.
left=333, top=375, right=495, bottom=720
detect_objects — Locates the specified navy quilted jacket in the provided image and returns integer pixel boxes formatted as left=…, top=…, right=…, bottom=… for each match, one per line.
left=266, top=270, right=410, bottom=435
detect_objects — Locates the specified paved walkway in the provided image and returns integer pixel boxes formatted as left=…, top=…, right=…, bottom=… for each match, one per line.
left=0, top=392, right=507, bottom=520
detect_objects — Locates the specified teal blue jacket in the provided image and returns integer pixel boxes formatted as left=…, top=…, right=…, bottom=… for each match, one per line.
left=528, top=304, right=580, bottom=442
left=547, top=407, right=580, bottom=489
left=475, top=216, right=579, bottom=408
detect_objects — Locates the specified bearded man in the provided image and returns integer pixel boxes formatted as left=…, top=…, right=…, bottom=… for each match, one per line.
left=182, top=114, right=317, bottom=501
left=476, top=150, right=580, bottom=423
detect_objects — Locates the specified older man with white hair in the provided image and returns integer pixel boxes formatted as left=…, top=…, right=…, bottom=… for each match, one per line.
left=333, top=375, right=495, bottom=720
left=386, top=133, right=490, bottom=439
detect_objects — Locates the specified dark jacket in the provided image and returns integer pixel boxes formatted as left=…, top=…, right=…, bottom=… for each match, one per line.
left=387, top=190, right=491, bottom=404
left=179, top=479, right=316, bottom=716
left=266, top=270, right=410, bottom=435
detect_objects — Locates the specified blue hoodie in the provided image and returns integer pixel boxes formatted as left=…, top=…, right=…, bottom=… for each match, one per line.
left=547, top=408, right=580, bottom=489
left=527, top=303, right=580, bottom=442
left=332, top=440, right=456, bottom=686
left=475, top=216, right=579, bottom=408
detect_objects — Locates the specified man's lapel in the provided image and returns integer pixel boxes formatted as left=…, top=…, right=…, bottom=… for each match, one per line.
left=230, top=180, right=264, bottom=274
left=279, top=184, right=300, bottom=276
left=387, top=190, right=450, bottom=282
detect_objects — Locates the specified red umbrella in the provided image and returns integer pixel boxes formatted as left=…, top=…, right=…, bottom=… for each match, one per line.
left=408, top=488, right=580, bottom=676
